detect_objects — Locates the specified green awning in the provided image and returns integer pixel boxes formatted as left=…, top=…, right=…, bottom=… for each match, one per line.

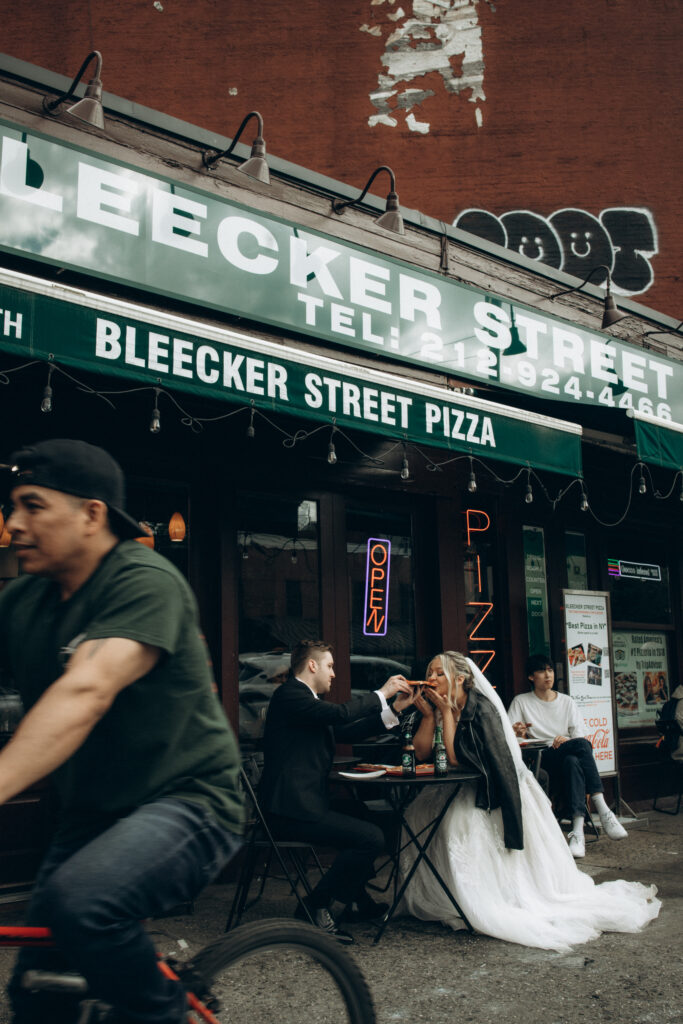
left=633, top=411, right=683, bottom=471
left=0, top=267, right=583, bottom=477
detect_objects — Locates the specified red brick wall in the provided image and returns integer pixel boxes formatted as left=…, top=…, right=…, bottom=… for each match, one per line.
left=3, top=0, right=681, bottom=316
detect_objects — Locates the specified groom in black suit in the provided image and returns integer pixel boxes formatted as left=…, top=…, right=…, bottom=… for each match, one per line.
left=259, top=639, right=410, bottom=943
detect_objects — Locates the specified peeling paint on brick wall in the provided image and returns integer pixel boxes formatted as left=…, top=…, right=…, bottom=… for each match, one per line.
left=367, top=0, right=490, bottom=133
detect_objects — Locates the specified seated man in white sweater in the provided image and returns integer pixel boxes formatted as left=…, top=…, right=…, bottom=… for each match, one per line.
left=508, top=654, right=627, bottom=858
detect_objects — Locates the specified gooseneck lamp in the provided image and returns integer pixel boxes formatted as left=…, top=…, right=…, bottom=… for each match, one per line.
left=551, top=264, right=627, bottom=330
left=643, top=319, right=683, bottom=340
left=332, top=166, right=404, bottom=235
left=42, top=51, right=105, bottom=130
left=202, top=112, right=270, bottom=183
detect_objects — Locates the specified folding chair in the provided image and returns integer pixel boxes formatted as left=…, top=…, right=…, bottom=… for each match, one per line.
left=225, top=761, right=324, bottom=930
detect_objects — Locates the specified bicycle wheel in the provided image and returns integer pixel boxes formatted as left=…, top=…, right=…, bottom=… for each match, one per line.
left=185, top=918, right=376, bottom=1024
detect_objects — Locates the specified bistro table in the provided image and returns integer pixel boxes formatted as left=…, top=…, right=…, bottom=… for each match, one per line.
left=332, top=766, right=481, bottom=943
left=517, top=737, right=546, bottom=778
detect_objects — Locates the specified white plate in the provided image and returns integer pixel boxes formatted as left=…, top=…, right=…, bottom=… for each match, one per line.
left=338, top=769, right=387, bottom=780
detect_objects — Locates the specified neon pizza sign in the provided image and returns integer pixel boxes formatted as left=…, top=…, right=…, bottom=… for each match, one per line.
left=363, top=538, right=391, bottom=636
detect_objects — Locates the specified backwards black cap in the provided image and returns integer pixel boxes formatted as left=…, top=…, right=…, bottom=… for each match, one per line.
left=8, top=439, right=141, bottom=540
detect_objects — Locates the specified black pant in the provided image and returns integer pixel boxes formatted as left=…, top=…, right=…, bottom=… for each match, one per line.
left=268, top=799, right=385, bottom=907
left=541, top=737, right=603, bottom=817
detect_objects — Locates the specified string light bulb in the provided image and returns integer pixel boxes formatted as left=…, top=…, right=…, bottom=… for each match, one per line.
left=150, top=389, right=161, bottom=434
left=246, top=405, right=255, bottom=439
left=638, top=470, right=647, bottom=495
left=467, top=458, right=477, bottom=494
left=524, top=472, right=533, bottom=504
left=327, top=426, right=338, bottom=465
left=401, top=445, right=410, bottom=481
left=580, top=490, right=589, bottom=512
left=40, top=364, right=54, bottom=413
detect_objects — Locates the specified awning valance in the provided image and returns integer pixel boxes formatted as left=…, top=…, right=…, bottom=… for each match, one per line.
left=0, top=268, right=582, bottom=477
left=632, top=410, right=683, bottom=471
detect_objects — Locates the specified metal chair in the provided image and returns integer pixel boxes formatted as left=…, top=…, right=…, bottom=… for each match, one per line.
left=225, top=760, right=324, bottom=930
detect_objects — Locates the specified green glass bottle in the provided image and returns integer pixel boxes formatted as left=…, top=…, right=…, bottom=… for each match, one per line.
left=401, top=728, right=416, bottom=778
left=434, top=723, right=448, bottom=776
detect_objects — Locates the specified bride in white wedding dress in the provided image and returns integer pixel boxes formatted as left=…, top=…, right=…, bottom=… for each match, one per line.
left=395, top=652, right=661, bottom=952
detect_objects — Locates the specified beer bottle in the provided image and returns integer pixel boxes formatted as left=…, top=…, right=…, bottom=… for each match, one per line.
left=401, top=727, right=416, bottom=778
left=434, top=723, right=448, bottom=776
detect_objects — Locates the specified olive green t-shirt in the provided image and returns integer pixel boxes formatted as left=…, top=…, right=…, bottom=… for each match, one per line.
left=0, top=541, right=244, bottom=843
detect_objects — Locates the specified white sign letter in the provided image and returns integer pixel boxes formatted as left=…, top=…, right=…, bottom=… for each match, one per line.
left=77, top=163, right=139, bottom=235
left=0, top=138, right=62, bottom=211
left=216, top=216, right=278, bottom=274
left=152, top=190, right=208, bottom=257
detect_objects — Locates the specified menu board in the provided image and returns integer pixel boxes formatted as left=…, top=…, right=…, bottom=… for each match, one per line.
left=562, top=590, right=617, bottom=776
left=612, top=630, right=670, bottom=728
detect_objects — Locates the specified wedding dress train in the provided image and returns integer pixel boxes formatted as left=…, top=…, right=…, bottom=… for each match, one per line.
left=399, top=662, right=661, bottom=952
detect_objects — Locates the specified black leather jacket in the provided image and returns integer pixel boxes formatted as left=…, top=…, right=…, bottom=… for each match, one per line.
left=455, top=688, right=524, bottom=850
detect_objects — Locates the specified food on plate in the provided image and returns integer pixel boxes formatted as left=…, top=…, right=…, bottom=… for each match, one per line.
left=353, top=763, right=390, bottom=773
left=386, top=763, right=435, bottom=776
left=405, top=679, right=438, bottom=688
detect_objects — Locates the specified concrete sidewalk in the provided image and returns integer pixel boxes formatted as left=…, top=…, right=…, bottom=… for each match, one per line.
left=0, top=798, right=681, bottom=1023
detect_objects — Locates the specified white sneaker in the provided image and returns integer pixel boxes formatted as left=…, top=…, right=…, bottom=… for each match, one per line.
left=568, top=831, right=585, bottom=858
left=600, top=809, right=628, bottom=840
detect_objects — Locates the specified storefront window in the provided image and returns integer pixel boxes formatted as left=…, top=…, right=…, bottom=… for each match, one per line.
left=565, top=531, right=588, bottom=589
left=0, top=565, right=22, bottom=744
left=607, top=548, right=673, bottom=730
left=607, top=556, right=672, bottom=624
left=346, top=505, right=416, bottom=692
left=237, top=496, right=321, bottom=748
left=127, top=481, right=190, bottom=578
left=522, top=525, right=551, bottom=659
left=0, top=681, right=22, bottom=749
left=463, top=506, right=502, bottom=687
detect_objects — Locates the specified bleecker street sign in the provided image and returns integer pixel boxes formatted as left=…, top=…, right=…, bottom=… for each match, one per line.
left=0, top=269, right=583, bottom=476
left=0, top=120, right=680, bottom=423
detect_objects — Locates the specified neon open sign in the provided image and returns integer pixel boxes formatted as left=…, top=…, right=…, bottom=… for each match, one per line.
left=363, top=538, right=391, bottom=636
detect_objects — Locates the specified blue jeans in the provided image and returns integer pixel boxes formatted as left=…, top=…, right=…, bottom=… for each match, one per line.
left=8, top=797, right=241, bottom=1024
left=541, top=737, right=603, bottom=817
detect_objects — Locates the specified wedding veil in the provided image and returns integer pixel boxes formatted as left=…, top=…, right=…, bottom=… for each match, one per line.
left=465, top=656, right=525, bottom=772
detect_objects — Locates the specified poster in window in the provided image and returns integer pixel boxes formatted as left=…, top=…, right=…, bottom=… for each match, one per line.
left=562, top=591, right=617, bottom=776
left=612, top=630, right=669, bottom=728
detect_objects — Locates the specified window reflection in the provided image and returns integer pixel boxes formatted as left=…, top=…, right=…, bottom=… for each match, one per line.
left=127, top=481, right=189, bottom=578
left=346, top=506, right=416, bottom=694
left=237, top=496, right=321, bottom=749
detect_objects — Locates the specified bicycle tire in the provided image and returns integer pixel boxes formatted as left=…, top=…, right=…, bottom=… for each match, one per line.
left=186, top=918, right=376, bottom=1024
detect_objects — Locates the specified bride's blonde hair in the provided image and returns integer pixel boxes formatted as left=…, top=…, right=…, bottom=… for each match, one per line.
left=428, top=651, right=474, bottom=710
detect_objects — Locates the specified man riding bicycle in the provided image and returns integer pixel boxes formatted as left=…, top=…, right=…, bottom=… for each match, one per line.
left=0, top=439, right=244, bottom=1024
